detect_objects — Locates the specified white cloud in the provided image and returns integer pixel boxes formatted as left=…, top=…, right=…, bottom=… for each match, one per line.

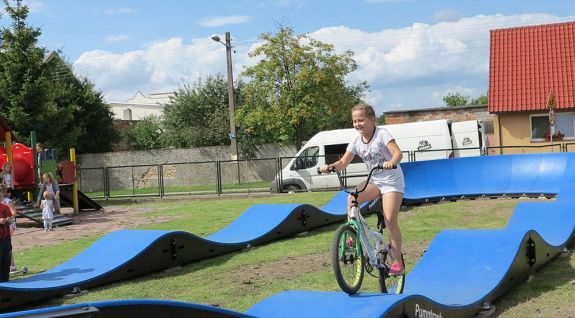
left=199, top=15, right=251, bottom=27
left=104, top=7, right=135, bottom=15
left=106, top=34, right=129, bottom=43
left=309, top=13, right=574, bottom=113
left=73, top=13, right=575, bottom=112
left=25, top=1, right=46, bottom=13
left=73, top=37, right=250, bottom=102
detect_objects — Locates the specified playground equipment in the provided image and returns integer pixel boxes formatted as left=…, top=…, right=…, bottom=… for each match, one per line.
left=0, top=153, right=573, bottom=317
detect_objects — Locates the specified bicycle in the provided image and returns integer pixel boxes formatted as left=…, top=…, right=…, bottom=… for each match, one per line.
left=320, top=165, right=405, bottom=295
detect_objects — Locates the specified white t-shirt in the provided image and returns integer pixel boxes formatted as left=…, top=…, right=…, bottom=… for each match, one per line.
left=42, top=199, right=54, bottom=220
left=346, top=127, right=405, bottom=189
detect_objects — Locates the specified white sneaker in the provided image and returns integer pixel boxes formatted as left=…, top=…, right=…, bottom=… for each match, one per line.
left=9, top=266, right=17, bottom=273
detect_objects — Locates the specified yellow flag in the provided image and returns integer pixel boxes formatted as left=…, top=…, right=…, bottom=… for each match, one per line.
left=547, top=91, right=557, bottom=109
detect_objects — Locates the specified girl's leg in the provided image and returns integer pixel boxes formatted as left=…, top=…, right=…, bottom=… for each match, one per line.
left=43, top=220, right=48, bottom=231
left=346, top=182, right=381, bottom=214
left=382, top=191, right=404, bottom=265
left=48, top=219, right=53, bottom=230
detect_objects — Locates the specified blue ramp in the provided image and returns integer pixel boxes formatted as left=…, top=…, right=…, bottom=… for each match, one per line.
left=0, top=190, right=375, bottom=310
left=2, top=152, right=574, bottom=317
left=247, top=152, right=575, bottom=318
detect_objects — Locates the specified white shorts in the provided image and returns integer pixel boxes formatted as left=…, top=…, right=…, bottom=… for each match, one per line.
left=370, top=175, right=405, bottom=194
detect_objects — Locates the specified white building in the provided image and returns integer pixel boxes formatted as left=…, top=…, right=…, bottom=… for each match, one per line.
left=109, top=91, right=174, bottom=120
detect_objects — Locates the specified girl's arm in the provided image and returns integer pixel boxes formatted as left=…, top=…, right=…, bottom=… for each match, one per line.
left=7, top=202, right=16, bottom=217
left=384, top=140, right=403, bottom=169
left=53, top=183, right=60, bottom=199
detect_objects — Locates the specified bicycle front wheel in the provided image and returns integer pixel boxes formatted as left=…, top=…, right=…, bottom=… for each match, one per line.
left=378, top=249, right=405, bottom=294
left=332, top=224, right=364, bottom=294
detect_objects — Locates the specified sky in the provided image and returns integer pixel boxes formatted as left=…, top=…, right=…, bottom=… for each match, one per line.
left=7, top=0, right=575, bottom=115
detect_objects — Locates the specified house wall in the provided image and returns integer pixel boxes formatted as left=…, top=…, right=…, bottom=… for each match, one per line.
left=109, top=103, right=165, bottom=120
left=493, top=111, right=566, bottom=154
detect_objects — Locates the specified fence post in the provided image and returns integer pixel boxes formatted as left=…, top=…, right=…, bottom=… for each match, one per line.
left=104, top=167, right=110, bottom=199
left=158, top=164, right=164, bottom=198
left=275, top=158, right=281, bottom=193
left=216, top=161, right=222, bottom=196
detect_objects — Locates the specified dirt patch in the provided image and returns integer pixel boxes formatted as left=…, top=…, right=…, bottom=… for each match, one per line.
left=12, top=206, right=177, bottom=251
left=232, top=252, right=332, bottom=287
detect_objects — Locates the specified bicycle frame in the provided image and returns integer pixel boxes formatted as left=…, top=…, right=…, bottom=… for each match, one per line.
left=347, top=200, right=391, bottom=269
left=330, top=165, right=394, bottom=270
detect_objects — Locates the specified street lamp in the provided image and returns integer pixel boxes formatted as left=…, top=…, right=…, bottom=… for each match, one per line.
left=211, top=32, right=238, bottom=161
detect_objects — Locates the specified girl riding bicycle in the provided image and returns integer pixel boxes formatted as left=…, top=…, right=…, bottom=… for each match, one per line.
left=319, top=102, right=405, bottom=275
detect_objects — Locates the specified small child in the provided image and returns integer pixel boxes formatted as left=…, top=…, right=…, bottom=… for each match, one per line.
left=1, top=163, right=12, bottom=190
left=0, top=187, right=17, bottom=273
left=40, top=191, right=55, bottom=231
left=0, top=188, right=13, bottom=281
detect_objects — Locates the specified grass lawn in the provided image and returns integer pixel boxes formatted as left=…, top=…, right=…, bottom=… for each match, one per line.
left=84, top=181, right=271, bottom=198
left=12, top=192, right=575, bottom=316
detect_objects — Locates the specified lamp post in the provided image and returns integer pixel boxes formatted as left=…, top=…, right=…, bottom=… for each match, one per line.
left=211, top=32, right=238, bottom=160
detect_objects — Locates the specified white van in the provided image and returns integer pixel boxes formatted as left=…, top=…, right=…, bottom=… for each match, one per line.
left=272, top=119, right=456, bottom=192
left=451, top=120, right=486, bottom=157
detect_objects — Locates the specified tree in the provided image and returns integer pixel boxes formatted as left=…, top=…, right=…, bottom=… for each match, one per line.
left=0, top=0, right=48, bottom=141
left=237, top=26, right=367, bottom=149
left=470, top=94, right=488, bottom=105
left=442, top=92, right=469, bottom=107
left=127, top=115, right=164, bottom=150
left=0, top=0, right=118, bottom=153
left=377, top=113, right=386, bottom=125
left=162, top=75, right=237, bottom=148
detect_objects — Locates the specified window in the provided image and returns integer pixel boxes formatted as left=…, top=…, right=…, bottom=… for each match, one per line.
left=293, top=146, right=319, bottom=170
left=531, top=112, right=575, bottom=141
left=325, top=144, right=363, bottom=165
left=123, top=108, right=133, bottom=120
left=531, top=115, right=548, bottom=140
left=325, top=144, right=347, bottom=165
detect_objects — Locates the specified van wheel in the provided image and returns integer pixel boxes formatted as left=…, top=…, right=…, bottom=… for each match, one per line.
left=283, top=184, right=301, bottom=192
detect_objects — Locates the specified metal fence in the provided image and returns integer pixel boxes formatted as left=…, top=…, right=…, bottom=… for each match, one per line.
left=78, top=144, right=575, bottom=199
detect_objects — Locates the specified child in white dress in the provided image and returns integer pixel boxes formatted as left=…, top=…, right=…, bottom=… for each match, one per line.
left=40, top=191, right=55, bottom=231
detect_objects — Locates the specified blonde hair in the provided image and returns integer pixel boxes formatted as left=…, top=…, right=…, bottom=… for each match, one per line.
left=43, top=172, right=55, bottom=183
left=351, top=102, right=376, bottom=120
left=43, top=191, right=54, bottom=200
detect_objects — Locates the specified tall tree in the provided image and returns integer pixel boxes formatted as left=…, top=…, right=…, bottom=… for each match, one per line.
left=0, top=0, right=117, bottom=153
left=126, top=115, right=164, bottom=150
left=237, top=26, right=367, bottom=149
left=162, top=75, right=237, bottom=148
left=0, top=0, right=47, bottom=140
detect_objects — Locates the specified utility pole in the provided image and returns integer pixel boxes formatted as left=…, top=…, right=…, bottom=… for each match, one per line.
left=224, top=32, right=238, bottom=160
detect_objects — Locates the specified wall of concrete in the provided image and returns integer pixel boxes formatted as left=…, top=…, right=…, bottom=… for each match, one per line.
left=76, top=144, right=298, bottom=193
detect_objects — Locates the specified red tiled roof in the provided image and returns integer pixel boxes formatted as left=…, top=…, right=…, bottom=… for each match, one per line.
left=488, top=21, right=575, bottom=112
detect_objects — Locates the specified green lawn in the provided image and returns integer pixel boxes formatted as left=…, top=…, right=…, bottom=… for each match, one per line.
left=12, top=193, right=575, bottom=316
left=83, top=181, right=271, bottom=198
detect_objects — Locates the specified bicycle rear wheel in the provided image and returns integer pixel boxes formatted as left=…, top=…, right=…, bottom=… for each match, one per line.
left=378, top=249, right=405, bottom=294
left=332, top=224, right=364, bottom=294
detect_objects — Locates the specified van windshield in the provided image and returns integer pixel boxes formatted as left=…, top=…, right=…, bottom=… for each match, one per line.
left=294, top=146, right=319, bottom=169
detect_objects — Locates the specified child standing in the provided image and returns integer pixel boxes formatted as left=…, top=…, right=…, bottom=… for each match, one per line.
left=0, top=186, right=17, bottom=273
left=319, top=103, right=405, bottom=275
left=40, top=191, right=55, bottom=231
left=0, top=190, right=13, bottom=282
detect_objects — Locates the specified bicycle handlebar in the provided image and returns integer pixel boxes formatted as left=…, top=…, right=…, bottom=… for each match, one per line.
left=316, top=164, right=397, bottom=195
